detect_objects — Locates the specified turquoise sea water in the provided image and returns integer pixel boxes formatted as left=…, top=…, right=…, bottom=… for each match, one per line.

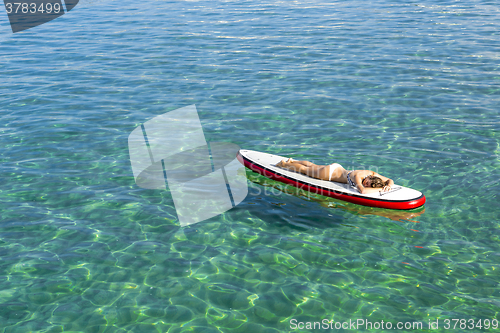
left=1, top=0, right=499, bottom=332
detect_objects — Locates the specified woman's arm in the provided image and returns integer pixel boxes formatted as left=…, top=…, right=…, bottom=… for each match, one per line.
left=373, top=172, right=394, bottom=186
left=357, top=184, right=386, bottom=195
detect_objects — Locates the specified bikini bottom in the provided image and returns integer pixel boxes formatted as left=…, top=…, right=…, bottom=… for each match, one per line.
left=328, top=163, right=342, bottom=181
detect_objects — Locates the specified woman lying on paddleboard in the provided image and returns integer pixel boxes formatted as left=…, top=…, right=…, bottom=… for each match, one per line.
left=276, top=158, right=394, bottom=194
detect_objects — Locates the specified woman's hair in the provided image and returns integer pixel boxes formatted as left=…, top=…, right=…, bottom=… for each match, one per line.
left=367, top=176, right=389, bottom=188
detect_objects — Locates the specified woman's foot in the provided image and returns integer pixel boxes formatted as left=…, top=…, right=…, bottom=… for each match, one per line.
left=277, top=158, right=296, bottom=168
left=276, top=159, right=287, bottom=167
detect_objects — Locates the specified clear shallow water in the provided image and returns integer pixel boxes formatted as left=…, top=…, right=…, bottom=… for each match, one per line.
left=1, top=0, right=499, bottom=332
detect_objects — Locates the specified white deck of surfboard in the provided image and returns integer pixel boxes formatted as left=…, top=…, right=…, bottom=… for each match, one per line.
left=240, top=150, right=423, bottom=201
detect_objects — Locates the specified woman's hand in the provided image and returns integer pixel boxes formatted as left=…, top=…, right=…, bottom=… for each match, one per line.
left=381, top=185, right=392, bottom=192
left=380, top=179, right=394, bottom=192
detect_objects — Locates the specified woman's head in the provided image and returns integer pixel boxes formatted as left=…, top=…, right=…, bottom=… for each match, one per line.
left=363, top=176, right=388, bottom=188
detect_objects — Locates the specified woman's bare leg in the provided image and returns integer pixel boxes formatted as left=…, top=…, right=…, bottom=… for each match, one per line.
left=291, top=160, right=315, bottom=167
left=278, top=158, right=316, bottom=167
left=277, top=160, right=330, bottom=180
left=277, top=159, right=347, bottom=182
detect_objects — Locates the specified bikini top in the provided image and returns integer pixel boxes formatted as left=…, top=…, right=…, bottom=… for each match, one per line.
left=347, top=171, right=356, bottom=187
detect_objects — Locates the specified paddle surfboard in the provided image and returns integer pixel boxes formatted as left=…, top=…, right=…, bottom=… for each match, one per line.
left=237, top=149, right=426, bottom=210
